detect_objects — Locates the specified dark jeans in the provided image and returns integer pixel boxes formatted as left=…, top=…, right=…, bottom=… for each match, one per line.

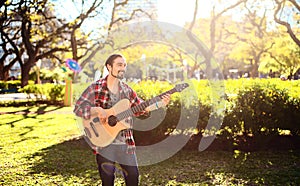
left=96, top=144, right=139, bottom=186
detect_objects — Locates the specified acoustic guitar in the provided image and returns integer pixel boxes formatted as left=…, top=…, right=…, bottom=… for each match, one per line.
left=82, top=83, right=189, bottom=147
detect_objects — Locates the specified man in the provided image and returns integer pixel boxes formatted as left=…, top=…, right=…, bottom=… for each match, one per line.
left=73, top=54, right=170, bottom=186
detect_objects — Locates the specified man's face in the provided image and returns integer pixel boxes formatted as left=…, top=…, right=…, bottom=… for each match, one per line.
left=109, top=57, right=127, bottom=79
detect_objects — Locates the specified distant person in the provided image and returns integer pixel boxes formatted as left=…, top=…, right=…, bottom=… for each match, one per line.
left=280, top=74, right=286, bottom=81
left=269, top=69, right=275, bottom=78
left=7, top=76, right=16, bottom=80
left=288, top=74, right=292, bottom=80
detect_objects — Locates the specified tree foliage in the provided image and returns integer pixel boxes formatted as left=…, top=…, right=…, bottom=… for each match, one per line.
left=274, top=0, right=300, bottom=47
left=263, top=27, right=300, bottom=77
left=0, top=0, right=71, bottom=85
left=0, top=0, right=154, bottom=86
left=187, top=0, right=299, bottom=78
left=0, top=0, right=299, bottom=83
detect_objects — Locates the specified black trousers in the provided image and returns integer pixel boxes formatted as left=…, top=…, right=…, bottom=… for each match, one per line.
left=96, top=144, right=139, bottom=186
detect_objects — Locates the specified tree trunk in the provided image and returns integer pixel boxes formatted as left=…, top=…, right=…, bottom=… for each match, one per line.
left=21, top=61, right=32, bottom=87
left=0, top=62, right=4, bottom=80
left=0, top=60, right=18, bottom=81
left=251, top=58, right=259, bottom=78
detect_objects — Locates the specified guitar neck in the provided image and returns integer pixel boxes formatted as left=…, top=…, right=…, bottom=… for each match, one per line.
left=135, top=88, right=176, bottom=112
left=115, top=88, right=176, bottom=121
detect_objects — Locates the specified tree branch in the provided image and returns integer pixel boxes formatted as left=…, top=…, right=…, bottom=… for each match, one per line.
left=274, top=0, right=300, bottom=47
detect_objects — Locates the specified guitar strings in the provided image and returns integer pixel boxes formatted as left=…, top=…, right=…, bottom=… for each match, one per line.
left=115, top=88, right=177, bottom=121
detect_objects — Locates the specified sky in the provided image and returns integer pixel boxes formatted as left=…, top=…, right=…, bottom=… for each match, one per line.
left=52, top=0, right=290, bottom=33
left=52, top=0, right=212, bottom=27
left=157, top=0, right=212, bottom=26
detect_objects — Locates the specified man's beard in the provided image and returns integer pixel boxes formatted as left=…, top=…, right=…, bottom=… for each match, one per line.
left=111, top=70, right=125, bottom=79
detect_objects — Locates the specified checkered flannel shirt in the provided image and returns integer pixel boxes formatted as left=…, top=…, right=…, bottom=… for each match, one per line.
left=73, top=75, right=146, bottom=154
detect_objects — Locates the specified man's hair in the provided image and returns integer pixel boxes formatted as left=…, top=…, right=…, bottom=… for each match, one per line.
left=105, top=54, right=124, bottom=69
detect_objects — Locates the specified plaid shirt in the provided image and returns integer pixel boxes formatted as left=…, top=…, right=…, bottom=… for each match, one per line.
left=73, top=75, right=145, bottom=154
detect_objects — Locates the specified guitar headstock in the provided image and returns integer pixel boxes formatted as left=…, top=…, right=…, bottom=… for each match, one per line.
left=174, top=83, right=189, bottom=92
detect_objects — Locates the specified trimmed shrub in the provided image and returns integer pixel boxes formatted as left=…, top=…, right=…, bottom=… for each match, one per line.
left=0, top=80, right=22, bottom=93
left=18, top=83, right=64, bottom=102
left=222, top=80, right=300, bottom=150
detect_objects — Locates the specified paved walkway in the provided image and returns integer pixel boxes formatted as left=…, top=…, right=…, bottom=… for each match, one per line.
left=0, top=93, right=45, bottom=101
left=0, top=93, right=74, bottom=115
left=0, top=93, right=33, bottom=101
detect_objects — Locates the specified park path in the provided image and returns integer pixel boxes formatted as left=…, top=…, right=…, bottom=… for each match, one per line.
left=0, top=108, right=74, bottom=115
left=0, top=93, right=74, bottom=115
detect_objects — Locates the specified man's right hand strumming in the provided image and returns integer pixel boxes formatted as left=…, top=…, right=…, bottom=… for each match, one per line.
left=91, top=107, right=107, bottom=123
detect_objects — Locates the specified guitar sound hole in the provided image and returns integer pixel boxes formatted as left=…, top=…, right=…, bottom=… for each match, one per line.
left=108, top=115, right=118, bottom=126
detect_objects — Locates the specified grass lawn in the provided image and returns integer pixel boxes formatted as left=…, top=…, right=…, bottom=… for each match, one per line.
left=0, top=105, right=299, bottom=185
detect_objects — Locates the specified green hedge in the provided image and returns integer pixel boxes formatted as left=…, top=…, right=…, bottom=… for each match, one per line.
left=0, top=80, right=35, bottom=94
left=220, top=79, right=300, bottom=151
left=131, top=79, right=300, bottom=151
left=0, top=80, right=22, bottom=93
left=18, top=83, right=64, bottom=102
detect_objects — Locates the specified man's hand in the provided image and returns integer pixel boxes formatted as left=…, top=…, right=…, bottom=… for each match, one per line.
left=144, top=94, right=171, bottom=112
left=91, top=107, right=107, bottom=123
left=161, top=94, right=171, bottom=106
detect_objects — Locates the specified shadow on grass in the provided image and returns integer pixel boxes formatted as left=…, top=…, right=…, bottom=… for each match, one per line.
left=1, top=105, right=64, bottom=115
left=22, top=134, right=300, bottom=186
left=27, top=137, right=100, bottom=183
left=25, top=137, right=300, bottom=185
left=1, top=105, right=64, bottom=128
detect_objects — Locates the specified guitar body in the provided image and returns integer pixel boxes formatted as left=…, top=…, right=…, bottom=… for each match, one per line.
left=82, top=99, right=131, bottom=147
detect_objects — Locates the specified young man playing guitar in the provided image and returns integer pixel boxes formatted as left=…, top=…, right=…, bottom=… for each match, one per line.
left=73, top=54, right=171, bottom=186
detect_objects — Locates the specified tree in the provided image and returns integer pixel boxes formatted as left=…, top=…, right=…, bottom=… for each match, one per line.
left=0, top=0, right=71, bottom=86
left=0, top=1, right=24, bottom=81
left=52, top=0, right=155, bottom=81
left=186, top=0, right=299, bottom=78
left=187, top=0, right=247, bottom=78
left=0, top=0, right=155, bottom=86
left=225, top=0, right=278, bottom=78
left=274, top=0, right=300, bottom=47
left=264, top=28, right=300, bottom=77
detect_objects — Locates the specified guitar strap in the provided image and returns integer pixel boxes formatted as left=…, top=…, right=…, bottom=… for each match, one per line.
left=119, top=80, right=133, bottom=128
left=119, top=80, right=130, bottom=100
left=119, top=80, right=136, bottom=154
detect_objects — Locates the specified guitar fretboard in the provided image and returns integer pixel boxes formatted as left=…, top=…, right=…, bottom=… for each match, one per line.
left=115, top=88, right=177, bottom=121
